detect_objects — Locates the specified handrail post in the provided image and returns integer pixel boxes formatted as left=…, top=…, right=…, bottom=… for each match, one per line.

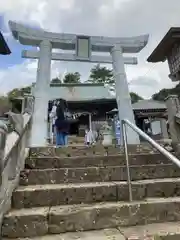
left=0, top=120, right=8, bottom=185
left=123, top=118, right=180, bottom=169
left=122, top=120, right=133, bottom=202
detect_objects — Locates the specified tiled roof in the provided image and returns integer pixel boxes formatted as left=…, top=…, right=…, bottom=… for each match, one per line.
left=132, top=100, right=166, bottom=110
left=147, top=27, right=180, bottom=62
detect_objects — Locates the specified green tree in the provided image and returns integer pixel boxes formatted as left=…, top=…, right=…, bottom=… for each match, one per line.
left=7, top=86, right=31, bottom=100
left=130, top=92, right=143, bottom=103
left=51, top=77, right=62, bottom=84
left=63, top=72, right=81, bottom=83
left=152, top=82, right=180, bottom=101
left=88, top=64, right=114, bottom=84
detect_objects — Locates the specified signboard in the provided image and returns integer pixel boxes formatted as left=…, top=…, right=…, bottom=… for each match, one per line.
left=76, top=36, right=91, bottom=60
left=151, top=120, right=161, bottom=135
left=167, top=43, right=180, bottom=81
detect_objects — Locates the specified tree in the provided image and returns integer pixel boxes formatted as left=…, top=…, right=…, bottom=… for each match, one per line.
left=63, top=72, right=81, bottom=83
left=88, top=64, right=114, bottom=84
left=7, top=86, right=31, bottom=100
left=130, top=92, right=143, bottom=103
left=152, top=82, right=180, bottom=101
left=51, top=77, right=62, bottom=84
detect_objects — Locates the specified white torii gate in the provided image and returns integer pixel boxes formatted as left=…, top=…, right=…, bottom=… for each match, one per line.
left=9, top=21, right=149, bottom=147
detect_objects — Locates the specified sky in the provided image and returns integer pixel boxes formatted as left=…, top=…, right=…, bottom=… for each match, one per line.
left=0, top=0, right=179, bottom=98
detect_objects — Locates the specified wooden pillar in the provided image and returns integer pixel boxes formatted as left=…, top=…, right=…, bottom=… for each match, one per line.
left=166, top=95, right=180, bottom=143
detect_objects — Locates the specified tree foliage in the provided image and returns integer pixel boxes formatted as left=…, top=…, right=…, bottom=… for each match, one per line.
left=152, top=83, right=180, bottom=101
left=130, top=92, right=143, bottom=103
left=88, top=64, right=114, bottom=84
left=7, top=86, right=31, bottom=100
left=51, top=77, right=62, bottom=84
left=63, top=72, right=81, bottom=83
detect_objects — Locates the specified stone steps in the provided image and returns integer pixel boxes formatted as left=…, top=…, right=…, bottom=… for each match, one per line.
left=29, top=145, right=159, bottom=158
left=12, top=178, right=180, bottom=208
left=26, top=153, right=170, bottom=169
left=3, top=197, right=180, bottom=238
left=19, top=164, right=180, bottom=185
left=3, top=222, right=180, bottom=239
left=120, top=222, right=180, bottom=239
left=2, top=146, right=180, bottom=239
left=3, top=228, right=126, bottom=240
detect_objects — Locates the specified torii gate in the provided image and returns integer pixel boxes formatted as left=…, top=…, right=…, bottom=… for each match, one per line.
left=9, top=21, right=149, bottom=146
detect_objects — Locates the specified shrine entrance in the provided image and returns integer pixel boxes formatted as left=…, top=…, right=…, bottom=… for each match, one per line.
left=9, top=20, right=149, bottom=146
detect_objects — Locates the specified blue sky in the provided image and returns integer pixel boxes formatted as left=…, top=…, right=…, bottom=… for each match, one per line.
left=0, top=0, right=179, bottom=97
left=0, top=15, right=37, bottom=68
left=0, top=16, right=23, bottom=67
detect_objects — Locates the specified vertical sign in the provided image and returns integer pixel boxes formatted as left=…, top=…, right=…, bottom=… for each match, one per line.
left=76, top=36, right=91, bottom=60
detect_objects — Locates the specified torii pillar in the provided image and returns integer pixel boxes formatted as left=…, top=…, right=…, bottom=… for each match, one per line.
left=31, top=40, right=52, bottom=146
left=111, top=45, right=140, bottom=144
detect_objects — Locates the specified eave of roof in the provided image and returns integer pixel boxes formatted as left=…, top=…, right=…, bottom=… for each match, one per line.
left=147, top=27, right=180, bottom=63
left=0, top=32, right=11, bottom=55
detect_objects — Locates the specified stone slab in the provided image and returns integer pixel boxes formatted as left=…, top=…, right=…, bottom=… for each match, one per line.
left=3, top=197, right=180, bottom=237
left=3, top=223, right=180, bottom=240
left=2, top=207, right=49, bottom=238
left=3, top=228, right=126, bottom=239
left=12, top=182, right=117, bottom=208
left=29, top=145, right=158, bottom=158
left=12, top=178, right=180, bottom=208
left=119, top=222, right=180, bottom=239
left=26, top=153, right=170, bottom=169
left=48, top=197, right=180, bottom=234
left=19, top=164, right=180, bottom=186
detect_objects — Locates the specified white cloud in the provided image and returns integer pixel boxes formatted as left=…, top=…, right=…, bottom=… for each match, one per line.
left=0, top=0, right=179, bottom=98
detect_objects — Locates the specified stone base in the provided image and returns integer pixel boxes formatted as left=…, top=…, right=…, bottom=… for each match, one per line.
left=3, top=198, right=180, bottom=237
left=26, top=153, right=170, bottom=169
left=20, top=164, right=180, bottom=186
left=29, top=144, right=165, bottom=158
left=12, top=178, right=180, bottom=208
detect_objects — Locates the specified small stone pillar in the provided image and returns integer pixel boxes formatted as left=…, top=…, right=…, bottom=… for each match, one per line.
left=160, top=118, right=169, bottom=139
left=166, top=95, right=180, bottom=151
left=21, top=98, right=25, bottom=114
left=89, top=113, right=92, bottom=131
left=0, top=120, right=8, bottom=185
left=111, top=44, right=140, bottom=145
left=7, top=112, right=23, bottom=135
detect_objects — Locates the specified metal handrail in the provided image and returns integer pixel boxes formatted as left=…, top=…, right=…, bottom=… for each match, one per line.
left=122, top=118, right=180, bottom=202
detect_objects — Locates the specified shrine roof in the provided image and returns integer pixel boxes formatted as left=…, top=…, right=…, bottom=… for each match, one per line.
left=0, top=32, right=11, bottom=55
left=147, top=27, right=180, bottom=63
left=132, top=100, right=166, bottom=110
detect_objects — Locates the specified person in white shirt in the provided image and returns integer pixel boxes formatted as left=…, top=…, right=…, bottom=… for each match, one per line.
left=85, top=127, right=94, bottom=145
left=49, top=100, right=58, bottom=144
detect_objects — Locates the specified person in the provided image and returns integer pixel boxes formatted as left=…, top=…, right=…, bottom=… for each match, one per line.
left=49, top=100, right=58, bottom=144
left=85, top=127, right=94, bottom=145
left=55, top=99, right=70, bottom=147
left=63, top=101, right=71, bottom=145
left=114, top=116, right=121, bottom=145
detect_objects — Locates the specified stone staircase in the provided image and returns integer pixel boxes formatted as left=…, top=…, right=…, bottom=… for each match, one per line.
left=2, top=145, right=180, bottom=239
